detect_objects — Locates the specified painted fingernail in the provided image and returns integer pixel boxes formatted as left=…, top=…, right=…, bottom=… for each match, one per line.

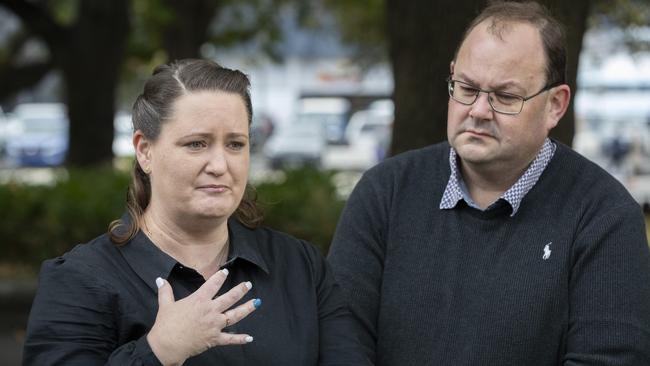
left=221, top=268, right=229, bottom=276
left=253, top=298, right=262, bottom=309
left=245, top=281, right=252, bottom=290
left=155, top=277, right=165, bottom=288
left=245, top=336, right=254, bottom=343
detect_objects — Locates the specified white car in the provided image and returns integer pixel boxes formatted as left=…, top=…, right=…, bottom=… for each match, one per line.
left=5, top=103, right=69, bottom=167
left=323, top=100, right=393, bottom=171
left=263, top=121, right=326, bottom=170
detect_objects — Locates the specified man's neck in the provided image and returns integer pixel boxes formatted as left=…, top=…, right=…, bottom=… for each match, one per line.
left=460, top=158, right=530, bottom=209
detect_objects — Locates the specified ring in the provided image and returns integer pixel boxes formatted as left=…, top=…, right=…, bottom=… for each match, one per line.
left=225, top=317, right=231, bottom=327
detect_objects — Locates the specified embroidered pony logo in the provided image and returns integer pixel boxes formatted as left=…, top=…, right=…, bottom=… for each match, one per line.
left=542, top=242, right=552, bottom=260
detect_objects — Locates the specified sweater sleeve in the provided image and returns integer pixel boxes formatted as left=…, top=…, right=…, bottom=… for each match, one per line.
left=327, top=170, right=389, bottom=364
left=564, top=203, right=650, bottom=365
left=23, top=257, right=163, bottom=366
left=299, top=241, right=372, bottom=366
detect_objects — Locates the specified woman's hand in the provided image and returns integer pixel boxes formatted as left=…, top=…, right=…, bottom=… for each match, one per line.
left=146, top=269, right=261, bottom=366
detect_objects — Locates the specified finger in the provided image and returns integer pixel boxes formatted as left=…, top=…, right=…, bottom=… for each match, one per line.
left=155, top=277, right=175, bottom=308
left=217, top=332, right=254, bottom=346
left=222, top=298, right=262, bottom=327
left=213, top=281, right=252, bottom=312
left=196, top=269, right=229, bottom=301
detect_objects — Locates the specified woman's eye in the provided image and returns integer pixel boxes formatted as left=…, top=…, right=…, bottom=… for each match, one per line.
left=186, top=141, right=207, bottom=150
left=228, top=141, right=247, bottom=150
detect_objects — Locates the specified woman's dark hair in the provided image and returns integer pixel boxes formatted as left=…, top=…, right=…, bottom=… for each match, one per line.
left=109, top=59, right=263, bottom=245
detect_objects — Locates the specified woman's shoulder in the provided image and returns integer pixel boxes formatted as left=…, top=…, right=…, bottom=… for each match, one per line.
left=40, top=233, right=120, bottom=281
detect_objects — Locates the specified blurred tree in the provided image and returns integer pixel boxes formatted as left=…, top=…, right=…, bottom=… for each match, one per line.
left=0, top=0, right=297, bottom=166
left=0, top=0, right=130, bottom=166
left=325, top=0, right=648, bottom=154
left=385, top=0, right=486, bottom=155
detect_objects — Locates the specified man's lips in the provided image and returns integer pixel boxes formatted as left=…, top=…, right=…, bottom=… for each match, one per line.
left=464, top=129, right=494, bottom=138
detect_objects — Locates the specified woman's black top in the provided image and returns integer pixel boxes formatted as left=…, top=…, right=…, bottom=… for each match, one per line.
left=23, top=219, right=369, bottom=365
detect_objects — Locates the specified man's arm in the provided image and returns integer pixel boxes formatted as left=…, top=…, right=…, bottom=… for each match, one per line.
left=565, top=203, right=650, bottom=365
left=328, top=171, right=390, bottom=364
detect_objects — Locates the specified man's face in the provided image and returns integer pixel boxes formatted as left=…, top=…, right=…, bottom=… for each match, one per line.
left=447, top=20, right=561, bottom=172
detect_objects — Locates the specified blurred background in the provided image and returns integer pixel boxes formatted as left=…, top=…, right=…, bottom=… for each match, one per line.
left=0, top=0, right=649, bottom=364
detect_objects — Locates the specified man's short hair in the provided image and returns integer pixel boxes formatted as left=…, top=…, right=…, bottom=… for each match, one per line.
left=454, top=1, right=567, bottom=85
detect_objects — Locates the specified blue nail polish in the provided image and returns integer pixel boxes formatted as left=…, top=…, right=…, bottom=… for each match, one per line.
left=253, top=298, right=262, bottom=309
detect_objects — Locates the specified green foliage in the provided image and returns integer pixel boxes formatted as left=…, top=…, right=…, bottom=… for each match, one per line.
left=255, top=168, right=345, bottom=255
left=0, top=168, right=130, bottom=268
left=0, top=167, right=344, bottom=268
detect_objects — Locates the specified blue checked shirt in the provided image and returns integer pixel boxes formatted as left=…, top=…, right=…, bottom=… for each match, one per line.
left=439, top=138, right=556, bottom=216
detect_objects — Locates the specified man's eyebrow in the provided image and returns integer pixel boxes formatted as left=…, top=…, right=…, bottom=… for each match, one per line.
left=455, top=72, right=524, bottom=93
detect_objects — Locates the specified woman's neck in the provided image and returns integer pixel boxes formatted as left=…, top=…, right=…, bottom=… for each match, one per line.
left=142, top=210, right=230, bottom=279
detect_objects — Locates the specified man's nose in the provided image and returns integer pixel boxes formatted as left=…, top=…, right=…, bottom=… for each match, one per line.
left=470, top=92, right=494, bottom=120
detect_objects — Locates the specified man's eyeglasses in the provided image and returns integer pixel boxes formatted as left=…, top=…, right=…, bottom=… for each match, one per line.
left=446, top=77, right=562, bottom=115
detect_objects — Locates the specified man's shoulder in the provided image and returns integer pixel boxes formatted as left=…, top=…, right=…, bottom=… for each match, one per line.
left=549, top=142, right=638, bottom=206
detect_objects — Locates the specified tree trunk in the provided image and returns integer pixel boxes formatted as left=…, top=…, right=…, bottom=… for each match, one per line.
left=386, top=0, right=486, bottom=156
left=162, top=0, right=219, bottom=61
left=542, top=0, right=592, bottom=147
left=61, top=0, right=130, bottom=166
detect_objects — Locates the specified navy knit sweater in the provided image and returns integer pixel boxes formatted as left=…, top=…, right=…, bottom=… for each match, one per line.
left=328, top=142, right=650, bottom=366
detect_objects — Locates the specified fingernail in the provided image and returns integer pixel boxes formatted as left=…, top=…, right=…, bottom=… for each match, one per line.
left=155, top=277, right=164, bottom=288
left=245, top=281, right=252, bottom=290
left=222, top=268, right=229, bottom=276
left=245, top=336, right=254, bottom=343
left=253, top=298, right=262, bottom=309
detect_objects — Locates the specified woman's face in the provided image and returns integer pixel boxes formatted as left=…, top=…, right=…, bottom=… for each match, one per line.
left=136, top=91, right=250, bottom=226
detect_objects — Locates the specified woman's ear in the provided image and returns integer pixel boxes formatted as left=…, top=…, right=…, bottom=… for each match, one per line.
left=133, top=130, right=152, bottom=174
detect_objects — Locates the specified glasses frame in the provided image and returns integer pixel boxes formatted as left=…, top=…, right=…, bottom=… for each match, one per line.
left=446, top=77, right=562, bottom=115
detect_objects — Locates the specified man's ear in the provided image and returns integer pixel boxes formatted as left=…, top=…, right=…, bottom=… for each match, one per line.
left=545, top=84, right=571, bottom=131
left=450, top=60, right=455, bottom=75
left=133, top=130, right=152, bottom=173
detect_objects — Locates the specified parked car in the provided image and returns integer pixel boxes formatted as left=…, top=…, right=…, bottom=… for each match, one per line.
left=5, top=103, right=69, bottom=167
left=323, top=100, right=393, bottom=171
left=263, top=120, right=326, bottom=170
left=295, top=97, right=349, bottom=145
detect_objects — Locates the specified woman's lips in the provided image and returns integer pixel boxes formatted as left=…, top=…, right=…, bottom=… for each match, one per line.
left=197, top=185, right=229, bottom=193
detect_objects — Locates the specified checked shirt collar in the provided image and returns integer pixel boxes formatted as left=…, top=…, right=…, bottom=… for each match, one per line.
left=439, top=138, right=556, bottom=216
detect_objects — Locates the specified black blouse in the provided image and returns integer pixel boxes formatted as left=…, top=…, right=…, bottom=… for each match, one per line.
left=23, top=219, right=369, bottom=365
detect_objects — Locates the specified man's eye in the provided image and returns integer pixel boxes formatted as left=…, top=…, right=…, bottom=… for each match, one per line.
left=494, top=93, right=520, bottom=105
left=458, top=84, right=479, bottom=96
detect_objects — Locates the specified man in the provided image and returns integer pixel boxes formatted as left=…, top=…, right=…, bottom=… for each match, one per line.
left=328, top=2, right=650, bottom=365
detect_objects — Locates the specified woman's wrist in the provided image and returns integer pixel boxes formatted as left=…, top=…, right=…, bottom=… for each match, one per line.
left=146, top=330, right=184, bottom=366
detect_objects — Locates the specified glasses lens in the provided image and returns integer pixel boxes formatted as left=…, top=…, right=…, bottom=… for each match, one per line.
left=449, top=81, right=477, bottom=105
left=489, top=92, right=524, bottom=114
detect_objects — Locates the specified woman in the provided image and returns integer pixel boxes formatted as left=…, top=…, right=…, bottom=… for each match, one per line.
left=23, top=59, right=368, bottom=365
